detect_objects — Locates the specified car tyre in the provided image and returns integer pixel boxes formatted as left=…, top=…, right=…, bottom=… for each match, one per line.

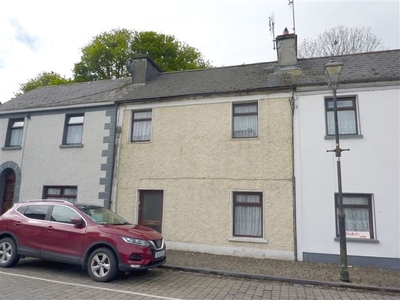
left=0, top=237, right=20, bottom=268
left=87, top=248, right=118, bottom=282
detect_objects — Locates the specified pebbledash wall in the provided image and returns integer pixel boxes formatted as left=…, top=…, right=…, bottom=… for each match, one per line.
left=0, top=105, right=116, bottom=207
left=294, top=85, right=400, bottom=269
left=113, top=93, right=295, bottom=260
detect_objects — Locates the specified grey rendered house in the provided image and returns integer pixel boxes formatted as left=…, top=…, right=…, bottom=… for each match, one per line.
left=0, top=80, right=126, bottom=211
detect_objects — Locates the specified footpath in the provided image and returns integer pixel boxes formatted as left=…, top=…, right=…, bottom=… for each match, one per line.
left=163, top=250, right=400, bottom=293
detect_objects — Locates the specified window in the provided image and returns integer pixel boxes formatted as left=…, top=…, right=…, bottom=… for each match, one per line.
left=335, top=194, right=374, bottom=239
left=51, top=205, right=81, bottom=223
left=5, top=119, right=24, bottom=147
left=131, top=110, right=152, bottom=141
left=232, top=103, right=258, bottom=138
left=325, top=96, right=358, bottom=135
left=23, top=205, right=50, bottom=220
left=44, top=186, right=77, bottom=202
left=63, top=114, right=84, bottom=145
left=233, top=192, right=263, bottom=237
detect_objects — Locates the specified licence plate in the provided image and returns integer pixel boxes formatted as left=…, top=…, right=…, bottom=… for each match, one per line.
left=155, top=250, right=165, bottom=259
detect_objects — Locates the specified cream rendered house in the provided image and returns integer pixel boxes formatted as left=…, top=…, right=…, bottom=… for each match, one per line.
left=112, top=51, right=296, bottom=260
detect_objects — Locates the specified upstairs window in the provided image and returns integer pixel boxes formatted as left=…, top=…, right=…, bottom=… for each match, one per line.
left=131, top=110, right=152, bottom=141
left=44, top=186, right=77, bottom=202
left=233, top=192, right=263, bottom=238
left=63, top=115, right=84, bottom=145
left=325, top=96, right=358, bottom=136
left=335, top=193, right=374, bottom=239
left=6, top=119, right=24, bottom=147
left=232, top=103, right=258, bottom=138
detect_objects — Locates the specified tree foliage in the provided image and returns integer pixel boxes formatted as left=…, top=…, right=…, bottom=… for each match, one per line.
left=17, top=71, right=71, bottom=95
left=298, top=25, right=385, bottom=58
left=73, top=29, right=212, bottom=82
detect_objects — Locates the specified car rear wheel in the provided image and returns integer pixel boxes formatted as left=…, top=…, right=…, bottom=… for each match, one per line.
left=0, top=237, right=20, bottom=268
left=87, top=248, right=118, bottom=282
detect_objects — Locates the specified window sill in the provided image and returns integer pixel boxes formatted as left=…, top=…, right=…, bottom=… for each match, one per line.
left=228, top=237, right=268, bottom=244
left=59, top=144, right=84, bottom=148
left=1, top=146, right=22, bottom=151
left=325, top=134, right=363, bottom=140
left=334, top=237, right=379, bottom=244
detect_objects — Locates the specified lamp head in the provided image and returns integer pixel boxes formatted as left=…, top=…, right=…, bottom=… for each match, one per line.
left=323, top=58, right=343, bottom=88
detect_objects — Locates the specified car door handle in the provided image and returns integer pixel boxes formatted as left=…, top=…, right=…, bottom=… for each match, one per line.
left=47, top=226, right=54, bottom=231
left=14, top=221, right=22, bottom=227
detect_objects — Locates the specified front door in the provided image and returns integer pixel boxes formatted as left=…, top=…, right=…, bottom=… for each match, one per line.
left=2, top=170, right=15, bottom=214
left=138, top=190, right=163, bottom=233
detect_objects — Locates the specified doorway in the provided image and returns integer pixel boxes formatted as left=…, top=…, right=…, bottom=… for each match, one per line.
left=138, top=190, right=163, bottom=233
left=2, top=170, right=16, bottom=214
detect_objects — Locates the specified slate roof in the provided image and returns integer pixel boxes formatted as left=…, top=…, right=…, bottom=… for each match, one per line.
left=1, top=49, right=399, bottom=113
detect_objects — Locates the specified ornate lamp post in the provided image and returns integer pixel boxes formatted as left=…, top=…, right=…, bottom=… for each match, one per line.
left=323, top=59, right=350, bottom=283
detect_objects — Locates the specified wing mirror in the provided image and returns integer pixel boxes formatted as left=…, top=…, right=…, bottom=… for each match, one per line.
left=71, top=217, right=85, bottom=228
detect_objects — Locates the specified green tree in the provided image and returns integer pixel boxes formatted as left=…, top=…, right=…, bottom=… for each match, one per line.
left=73, top=29, right=211, bottom=82
left=17, top=71, right=71, bottom=95
left=298, top=25, right=385, bottom=58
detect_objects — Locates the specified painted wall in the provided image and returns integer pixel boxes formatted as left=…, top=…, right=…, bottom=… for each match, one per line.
left=0, top=106, right=116, bottom=206
left=294, top=86, right=400, bottom=268
left=114, top=94, right=294, bottom=259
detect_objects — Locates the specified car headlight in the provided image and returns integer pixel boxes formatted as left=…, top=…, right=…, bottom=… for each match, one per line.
left=121, top=236, right=150, bottom=247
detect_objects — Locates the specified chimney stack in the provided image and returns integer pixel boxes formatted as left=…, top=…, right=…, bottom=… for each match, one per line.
left=127, top=55, right=162, bottom=84
left=276, top=28, right=297, bottom=67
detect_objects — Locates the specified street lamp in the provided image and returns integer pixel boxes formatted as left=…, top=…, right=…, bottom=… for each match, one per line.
left=323, top=58, right=350, bottom=283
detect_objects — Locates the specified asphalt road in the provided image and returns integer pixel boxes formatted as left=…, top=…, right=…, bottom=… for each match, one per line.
left=0, top=258, right=398, bottom=300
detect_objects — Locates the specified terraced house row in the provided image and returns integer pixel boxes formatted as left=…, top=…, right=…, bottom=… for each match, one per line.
left=1, top=32, right=399, bottom=269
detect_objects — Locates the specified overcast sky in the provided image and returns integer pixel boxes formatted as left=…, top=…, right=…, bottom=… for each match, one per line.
left=1, top=0, right=399, bottom=103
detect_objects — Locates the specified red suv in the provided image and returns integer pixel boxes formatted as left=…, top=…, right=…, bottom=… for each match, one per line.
left=0, top=200, right=166, bottom=282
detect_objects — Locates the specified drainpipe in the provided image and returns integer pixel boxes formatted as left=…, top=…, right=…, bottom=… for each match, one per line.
left=290, top=89, right=298, bottom=261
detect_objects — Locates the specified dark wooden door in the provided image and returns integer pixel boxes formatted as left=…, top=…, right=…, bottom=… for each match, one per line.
left=2, top=170, right=15, bottom=214
left=138, top=190, right=163, bottom=233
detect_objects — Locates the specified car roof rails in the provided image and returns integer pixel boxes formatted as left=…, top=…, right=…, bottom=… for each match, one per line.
left=26, top=199, right=70, bottom=203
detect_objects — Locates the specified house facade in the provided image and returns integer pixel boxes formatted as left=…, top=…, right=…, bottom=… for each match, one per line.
left=0, top=80, right=128, bottom=210
left=293, top=50, right=400, bottom=269
left=111, top=56, right=296, bottom=259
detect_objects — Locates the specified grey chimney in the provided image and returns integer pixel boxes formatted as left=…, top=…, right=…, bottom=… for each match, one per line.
left=128, top=55, right=162, bottom=84
left=276, top=28, right=297, bottom=66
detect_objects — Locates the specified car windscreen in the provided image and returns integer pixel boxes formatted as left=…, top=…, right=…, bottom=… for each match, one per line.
left=75, top=205, right=130, bottom=225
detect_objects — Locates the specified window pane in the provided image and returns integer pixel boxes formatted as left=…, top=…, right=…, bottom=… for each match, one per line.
left=343, top=196, right=368, bottom=205
left=234, top=104, right=257, bottom=114
left=68, top=116, right=84, bottom=124
left=132, top=120, right=151, bottom=141
left=64, top=188, right=77, bottom=196
left=9, top=128, right=23, bottom=146
left=134, top=111, right=152, bottom=119
left=236, top=194, right=260, bottom=203
left=327, top=100, right=353, bottom=109
left=344, top=207, right=370, bottom=232
left=12, top=121, right=24, bottom=128
left=51, top=206, right=80, bottom=223
left=233, top=115, right=257, bottom=138
left=66, top=125, right=83, bottom=144
left=47, top=188, right=61, bottom=196
left=327, top=111, right=357, bottom=135
left=234, top=206, right=262, bottom=236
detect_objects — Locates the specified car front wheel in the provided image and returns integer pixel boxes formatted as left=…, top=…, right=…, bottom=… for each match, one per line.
left=0, top=237, right=20, bottom=268
left=87, top=248, right=118, bottom=282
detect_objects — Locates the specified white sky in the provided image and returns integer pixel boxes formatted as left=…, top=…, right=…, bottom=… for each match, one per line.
left=0, top=0, right=399, bottom=103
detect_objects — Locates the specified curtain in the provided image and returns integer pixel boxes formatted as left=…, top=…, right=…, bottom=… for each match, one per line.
left=66, top=125, right=83, bottom=144
left=327, top=111, right=356, bottom=135
left=132, top=120, right=151, bottom=140
left=10, top=128, right=23, bottom=146
left=343, top=195, right=370, bottom=232
left=234, top=194, right=261, bottom=236
left=233, top=115, right=257, bottom=138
